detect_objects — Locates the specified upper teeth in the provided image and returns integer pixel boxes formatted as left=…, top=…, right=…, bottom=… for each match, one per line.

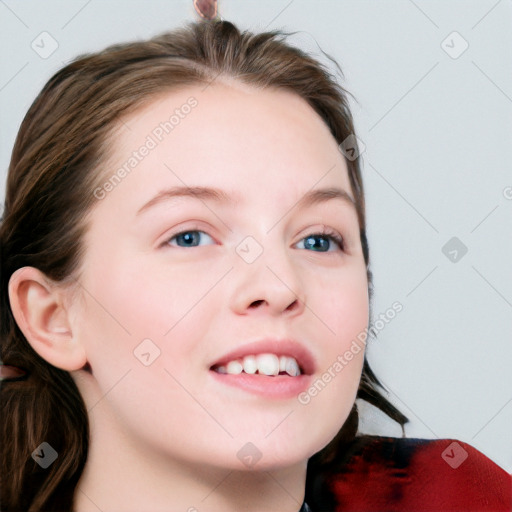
left=216, top=354, right=301, bottom=377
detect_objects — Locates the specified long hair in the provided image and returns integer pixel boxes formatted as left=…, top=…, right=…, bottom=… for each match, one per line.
left=0, top=19, right=407, bottom=511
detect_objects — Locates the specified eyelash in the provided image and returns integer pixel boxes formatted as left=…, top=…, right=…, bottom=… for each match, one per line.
left=163, top=226, right=344, bottom=252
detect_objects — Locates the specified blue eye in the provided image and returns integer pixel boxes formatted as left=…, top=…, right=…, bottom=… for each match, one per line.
left=166, top=230, right=215, bottom=247
left=297, top=231, right=344, bottom=252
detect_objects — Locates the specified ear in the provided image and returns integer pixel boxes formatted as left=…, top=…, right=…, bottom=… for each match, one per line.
left=8, top=267, right=87, bottom=372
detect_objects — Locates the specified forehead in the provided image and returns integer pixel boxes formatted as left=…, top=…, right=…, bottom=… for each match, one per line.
left=101, top=81, right=353, bottom=209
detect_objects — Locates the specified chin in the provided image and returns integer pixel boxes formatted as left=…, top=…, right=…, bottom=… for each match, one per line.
left=232, top=434, right=328, bottom=472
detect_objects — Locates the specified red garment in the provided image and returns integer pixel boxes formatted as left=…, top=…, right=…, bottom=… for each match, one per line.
left=324, top=436, right=511, bottom=511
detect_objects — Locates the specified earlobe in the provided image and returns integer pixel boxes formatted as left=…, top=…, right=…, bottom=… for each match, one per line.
left=8, top=267, right=87, bottom=372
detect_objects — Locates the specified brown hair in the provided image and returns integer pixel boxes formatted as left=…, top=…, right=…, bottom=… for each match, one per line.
left=0, top=19, right=407, bottom=511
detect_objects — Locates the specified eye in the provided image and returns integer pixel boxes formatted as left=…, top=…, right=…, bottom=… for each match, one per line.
left=165, top=229, right=215, bottom=248
left=296, top=227, right=344, bottom=253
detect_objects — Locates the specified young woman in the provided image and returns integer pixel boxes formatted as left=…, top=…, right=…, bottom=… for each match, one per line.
left=1, top=19, right=509, bottom=512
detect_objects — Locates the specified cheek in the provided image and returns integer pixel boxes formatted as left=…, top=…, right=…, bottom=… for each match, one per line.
left=293, top=265, right=368, bottom=448
left=308, top=264, right=369, bottom=351
left=73, top=263, right=218, bottom=443
left=76, top=255, right=221, bottom=388
left=81, top=252, right=220, bottom=337
left=322, top=268, right=368, bottom=404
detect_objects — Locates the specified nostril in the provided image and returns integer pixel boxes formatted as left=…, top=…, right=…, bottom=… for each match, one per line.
left=285, top=299, right=301, bottom=311
left=249, top=299, right=265, bottom=308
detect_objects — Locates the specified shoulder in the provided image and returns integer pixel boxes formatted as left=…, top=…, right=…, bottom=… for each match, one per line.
left=322, top=435, right=511, bottom=511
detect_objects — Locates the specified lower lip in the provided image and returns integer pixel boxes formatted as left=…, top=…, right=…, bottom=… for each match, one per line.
left=209, top=370, right=312, bottom=399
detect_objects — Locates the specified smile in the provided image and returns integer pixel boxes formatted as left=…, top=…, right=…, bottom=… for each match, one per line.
left=209, top=339, right=316, bottom=399
left=212, top=353, right=301, bottom=377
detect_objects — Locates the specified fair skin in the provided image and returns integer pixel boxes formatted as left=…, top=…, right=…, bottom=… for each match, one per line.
left=9, top=82, right=368, bottom=512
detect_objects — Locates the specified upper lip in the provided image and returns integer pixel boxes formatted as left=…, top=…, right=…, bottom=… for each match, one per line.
left=209, top=338, right=316, bottom=375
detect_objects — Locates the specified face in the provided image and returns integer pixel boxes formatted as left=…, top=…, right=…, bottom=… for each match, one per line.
left=71, top=82, right=369, bottom=471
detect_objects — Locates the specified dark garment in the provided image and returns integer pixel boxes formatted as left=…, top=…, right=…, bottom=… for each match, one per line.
left=299, top=502, right=312, bottom=512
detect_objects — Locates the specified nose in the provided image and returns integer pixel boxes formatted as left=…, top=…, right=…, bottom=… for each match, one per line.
left=229, top=243, right=306, bottom=317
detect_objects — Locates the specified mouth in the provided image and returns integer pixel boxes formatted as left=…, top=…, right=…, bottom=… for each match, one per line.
left=208, top=339, right=315, bottom=399
left=211, top=353, right=303, bottom=377
left=210, top=338, right=315, bottom=376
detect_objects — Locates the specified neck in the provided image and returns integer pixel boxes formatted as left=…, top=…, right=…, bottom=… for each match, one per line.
left=73, top=385, right=307, bottom=512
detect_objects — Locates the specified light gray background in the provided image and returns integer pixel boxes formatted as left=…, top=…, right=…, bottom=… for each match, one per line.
left=1, top=1, right=511, bottom=472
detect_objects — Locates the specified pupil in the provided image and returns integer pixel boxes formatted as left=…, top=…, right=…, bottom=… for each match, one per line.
left=305, top=235, right=328, bottom=252
left=179, top=232, right=198, bottom=246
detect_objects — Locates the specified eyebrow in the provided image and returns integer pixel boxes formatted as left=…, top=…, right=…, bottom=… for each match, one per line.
left=137, top=186, right=235, bottom=215
left=296, top=187, right=356, bottom=211
left=136, top=185, right=356, bottom=215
